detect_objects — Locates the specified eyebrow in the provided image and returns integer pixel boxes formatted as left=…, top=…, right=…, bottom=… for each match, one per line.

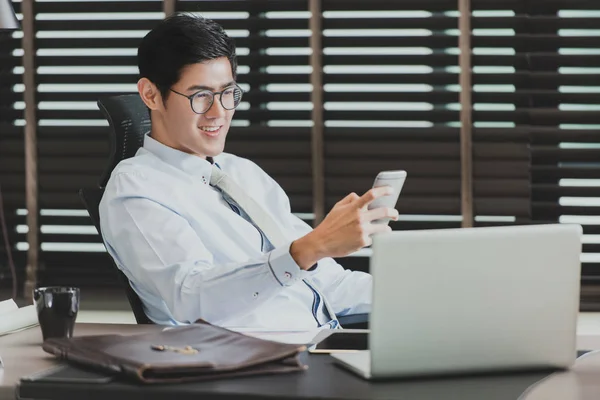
left=186, top=81, right=236, bottom=92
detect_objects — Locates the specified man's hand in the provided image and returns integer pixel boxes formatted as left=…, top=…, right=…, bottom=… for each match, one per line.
left=290, top=187, right=399, bottom=270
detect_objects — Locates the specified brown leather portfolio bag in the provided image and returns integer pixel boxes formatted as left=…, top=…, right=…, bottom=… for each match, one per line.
left=42, top=324, right=307, bottom=383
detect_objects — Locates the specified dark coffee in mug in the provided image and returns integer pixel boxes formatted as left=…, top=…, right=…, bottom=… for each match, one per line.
left=33, top=287, right=80, bottom=341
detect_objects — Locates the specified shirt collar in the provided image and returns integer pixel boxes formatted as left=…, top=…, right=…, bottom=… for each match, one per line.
left=141, top=133, right=216, bottom=184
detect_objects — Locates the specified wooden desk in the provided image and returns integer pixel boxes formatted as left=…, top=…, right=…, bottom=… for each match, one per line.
left=2, top=324, right=600, bottom=400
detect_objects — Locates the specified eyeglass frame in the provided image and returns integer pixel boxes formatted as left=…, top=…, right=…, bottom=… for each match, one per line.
left=169, top=84, right=244, bottom=115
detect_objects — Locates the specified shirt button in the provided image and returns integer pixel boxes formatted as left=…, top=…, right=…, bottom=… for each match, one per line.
left=253, top=292, right=259, bottom=298
left=284, top=272, right=292, bottom=280
left=201, top=176, right=207, bottom=184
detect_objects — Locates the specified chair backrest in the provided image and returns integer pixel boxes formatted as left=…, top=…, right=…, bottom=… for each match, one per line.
left=76, top=94, right=153, bottom=324
left=97, top=94, right=151, bottom=188
left=79, top=188, right=152, bottom=324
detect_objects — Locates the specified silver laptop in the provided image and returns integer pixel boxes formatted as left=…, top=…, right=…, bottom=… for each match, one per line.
left=332, top=224, right=583, bottom=380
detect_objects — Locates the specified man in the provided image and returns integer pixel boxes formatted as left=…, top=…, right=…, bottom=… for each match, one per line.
left=99, top=14, right=398, bottom=329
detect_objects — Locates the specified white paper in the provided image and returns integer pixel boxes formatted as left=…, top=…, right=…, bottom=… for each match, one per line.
left=0, top=299, right=18, bottom=315
left=0, top=304, right=39, bottom=336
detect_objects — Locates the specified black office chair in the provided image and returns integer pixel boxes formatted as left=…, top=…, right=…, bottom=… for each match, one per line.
left=79, top=94, right=152, bottom=324
left=82, top=93, right=368, bottom=328
left=97, top=94, right=152, bottom=188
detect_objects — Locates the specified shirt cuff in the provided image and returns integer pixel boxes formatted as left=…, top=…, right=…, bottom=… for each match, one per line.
left=268, top=242, right=307, bottom=287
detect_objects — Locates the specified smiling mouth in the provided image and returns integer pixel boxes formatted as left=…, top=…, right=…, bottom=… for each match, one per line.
left=199, top=126, right=222, bottom=136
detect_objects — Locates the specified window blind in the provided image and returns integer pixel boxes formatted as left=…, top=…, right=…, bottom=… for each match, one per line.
left=3, top=0, right=598, bottom=308
left=471, top=0, right=600, bottom=307
left=322, top=0, right=531, bottom=272
left=13, top=0, right=164, bottom=286
left=0, top=1, right=25, bottom=289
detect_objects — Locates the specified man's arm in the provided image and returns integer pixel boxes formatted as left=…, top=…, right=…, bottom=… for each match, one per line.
left=290, top=190, right=399, bottom=270
left=256, top=164, right=398, bottom=315
left=240, top=157, right=399, bottom=271
left=285, top=212, right=372, bottom=316
left=101, top=190, right=307, bottom=325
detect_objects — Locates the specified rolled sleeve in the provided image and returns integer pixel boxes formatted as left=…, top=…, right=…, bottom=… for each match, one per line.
left=268, top=242, right=308, bottom=287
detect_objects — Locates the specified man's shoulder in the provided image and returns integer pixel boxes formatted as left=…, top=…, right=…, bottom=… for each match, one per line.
left=103, top=150, right=175, bottom=199
left=107, top=151, right=154, bottom=181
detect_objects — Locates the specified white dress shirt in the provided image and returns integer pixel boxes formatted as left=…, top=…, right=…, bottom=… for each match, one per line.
left=99, top=134, right=372, bottom=329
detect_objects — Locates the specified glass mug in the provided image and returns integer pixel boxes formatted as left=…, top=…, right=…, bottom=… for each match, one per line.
left=33, top=287, right=80, bottom=341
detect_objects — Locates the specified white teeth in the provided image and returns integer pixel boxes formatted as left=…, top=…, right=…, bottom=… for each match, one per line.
left=200, top=126, right=220, bottom=132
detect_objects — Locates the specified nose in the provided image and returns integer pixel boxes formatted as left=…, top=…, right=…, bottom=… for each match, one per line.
left=204, top=95, right=227, bottom=119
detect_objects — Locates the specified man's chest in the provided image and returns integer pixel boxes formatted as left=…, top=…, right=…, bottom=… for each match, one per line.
left=167, top=178, right=271, bottom=260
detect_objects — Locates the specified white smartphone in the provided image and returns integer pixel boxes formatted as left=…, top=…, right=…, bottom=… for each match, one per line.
left=367, top=170, right=407, bottom=224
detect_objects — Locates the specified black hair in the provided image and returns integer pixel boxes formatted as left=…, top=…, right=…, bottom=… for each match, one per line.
left=137, top=13, right=237, bottom=100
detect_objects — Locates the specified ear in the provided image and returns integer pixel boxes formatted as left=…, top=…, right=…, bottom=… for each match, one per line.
left=137, top=78, right=163, bottom=111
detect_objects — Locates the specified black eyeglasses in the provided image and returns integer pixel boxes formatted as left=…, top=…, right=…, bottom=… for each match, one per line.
left=170, top=84, right=244, bottom=114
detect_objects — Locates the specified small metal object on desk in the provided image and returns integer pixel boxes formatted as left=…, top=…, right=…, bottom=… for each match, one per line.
left=151, top=344, right=199, bottom=355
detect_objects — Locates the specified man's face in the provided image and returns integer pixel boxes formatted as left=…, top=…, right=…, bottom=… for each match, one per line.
left=141, top=57, right=236, bottom=159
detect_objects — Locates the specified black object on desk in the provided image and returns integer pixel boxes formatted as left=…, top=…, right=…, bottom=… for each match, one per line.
left=32, top=287, right=80, bottom=341
left=18, top=351, right=578, bottom=400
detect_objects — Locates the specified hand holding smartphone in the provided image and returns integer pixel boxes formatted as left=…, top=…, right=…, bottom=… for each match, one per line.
left=367, top=170, right=406, bottom=224
left=293, top=170, right=407, bottom=266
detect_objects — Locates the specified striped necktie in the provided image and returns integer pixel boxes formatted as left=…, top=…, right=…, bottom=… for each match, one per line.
left=210, top=165, right=286, bottom=248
